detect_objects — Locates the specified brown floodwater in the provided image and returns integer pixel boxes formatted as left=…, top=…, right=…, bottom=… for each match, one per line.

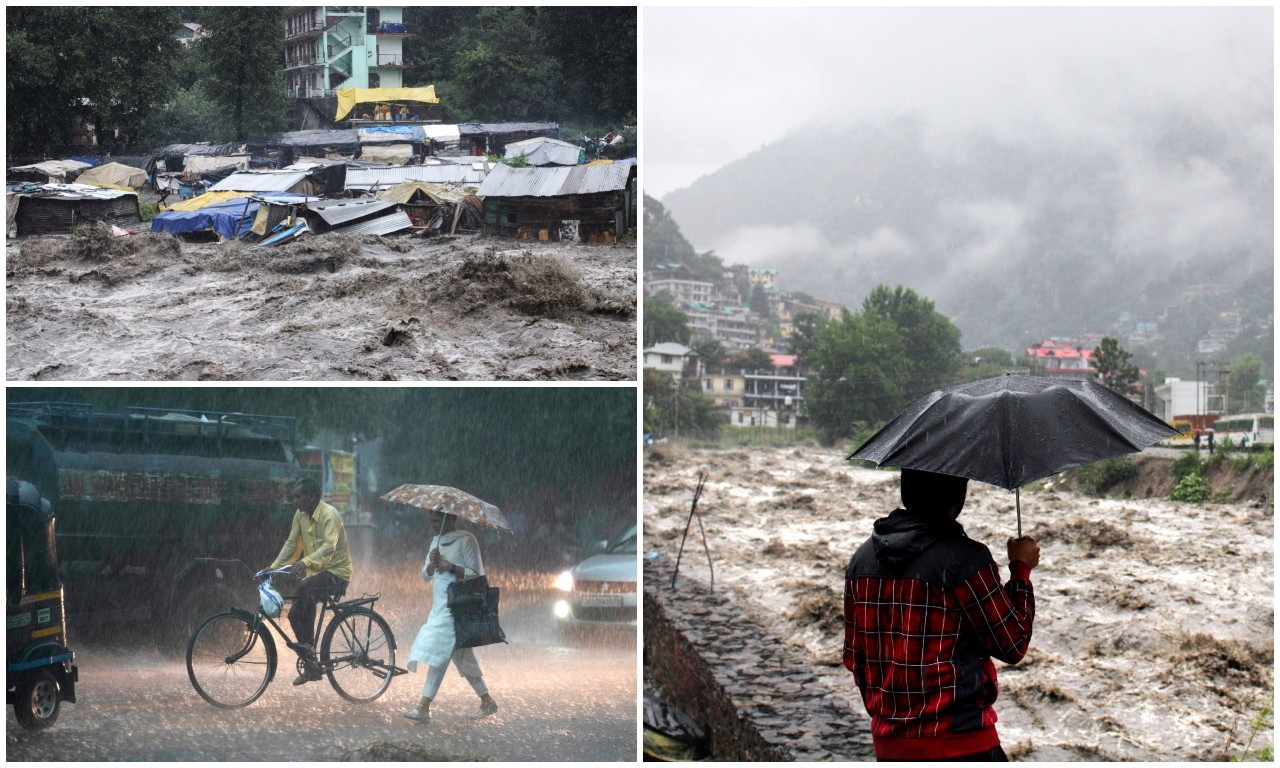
left=7, top=225, right=636, bottom=381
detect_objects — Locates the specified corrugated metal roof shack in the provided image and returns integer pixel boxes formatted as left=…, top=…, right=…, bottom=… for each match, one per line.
left=11, top=184, right=141, bottom=235
left=476, top=162, right=636, bottom=243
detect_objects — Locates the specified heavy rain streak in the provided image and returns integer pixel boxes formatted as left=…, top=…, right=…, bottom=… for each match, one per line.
left=7, top=387, right=637, bottom=761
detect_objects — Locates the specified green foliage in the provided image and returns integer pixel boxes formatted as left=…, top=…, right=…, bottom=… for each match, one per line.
left=692, top=339, right=728, bottom=374
left=643, top=369, right=722, bottom=437
left=749, top=283, right=770, bottom=317
left=1075, top=457, right=1140, bottom=495
left=141, top=84, right=230, bottom=146
left=805, top=286, right=962, bottom=443
left=642, top=195, right=725, bottom=282
left=403, top=6, right=634, bottom=125
left=1170, top=472, right=1211, bottom=503
left=1226, top=353, right=1268, bottom=415
left=1169, top=451, right=1204, bottom=483
left=138, top=204, right=160, bottom=223
left=739, top=347, right=774, bottom=372
left=8, top=7, right=182, bottom=154
left=960, top=346, right=1021, bottom=383
left=643, top=294, right=691, bottom=347
left=1228, top=706, right=1273, bottom=762
left=197, top=8, right=290, bottom=141
left=1093, top=336, right=1141, bottom=394
left=789, top=312, right=828, bottom=369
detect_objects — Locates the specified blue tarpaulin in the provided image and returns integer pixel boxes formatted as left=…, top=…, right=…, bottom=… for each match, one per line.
left=150, top=198, right=264, bottom=240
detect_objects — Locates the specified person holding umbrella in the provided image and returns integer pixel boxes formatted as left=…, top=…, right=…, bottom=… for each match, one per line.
left=382, top=484, right=511, bottom=725
left=844, top=374, right=1177, bottom=760
left=844, top=469, right=1038, bottom=761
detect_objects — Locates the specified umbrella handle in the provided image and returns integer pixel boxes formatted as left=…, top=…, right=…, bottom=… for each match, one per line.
left=1016, top=487, right=1022, bottom=539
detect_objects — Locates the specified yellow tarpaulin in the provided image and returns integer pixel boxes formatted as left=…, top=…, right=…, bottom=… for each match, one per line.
left=162, top=190, right=252, bottom=212
left=374, top=181, right=467, bottom=205
left=335, top=86, right=439, bottom=121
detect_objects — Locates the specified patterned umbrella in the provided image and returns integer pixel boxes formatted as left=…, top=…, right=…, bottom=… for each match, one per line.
left=380, top=484, right=512, bottom=533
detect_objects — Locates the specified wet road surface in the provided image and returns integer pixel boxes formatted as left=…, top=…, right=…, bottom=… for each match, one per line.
left=7, top=588, right=637, bottom=761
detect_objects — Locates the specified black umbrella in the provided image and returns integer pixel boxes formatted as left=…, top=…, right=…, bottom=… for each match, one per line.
left=848, top=374, right=1178, bottom=535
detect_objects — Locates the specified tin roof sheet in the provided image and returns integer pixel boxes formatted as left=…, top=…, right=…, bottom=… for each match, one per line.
left=458, top=122, right=559, bottom=136
left=332, top=210, right=413, bottom=236
left=476, top=163, right=631, bottom=198
left=211, top=171, right=309, bottom=193
left=14, top=183, right=137, bottom=201
left=345, top=164, right=487, bottom=191
left=504, top=137, right=582, bottom=166
left=306, top=198, right=398, bottom=226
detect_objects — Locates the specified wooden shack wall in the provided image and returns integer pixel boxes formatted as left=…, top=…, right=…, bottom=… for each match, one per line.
left=482, top=190, right=624, bottom=243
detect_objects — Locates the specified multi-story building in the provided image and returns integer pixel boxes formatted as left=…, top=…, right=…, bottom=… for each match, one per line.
left=1025, top=339, right=1096, bottom=380
left=644, top=264, right=714, bottom=306
left=682, top=301, right=765, bottom=350
left=284, top=7, right=412, bottom=99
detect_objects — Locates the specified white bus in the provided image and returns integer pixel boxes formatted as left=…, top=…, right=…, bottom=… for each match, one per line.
left=1212, top=413, right=1274, bottom=451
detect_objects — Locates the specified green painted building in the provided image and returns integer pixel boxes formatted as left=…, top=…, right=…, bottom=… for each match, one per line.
left=284, top=6, right=412, bottom=99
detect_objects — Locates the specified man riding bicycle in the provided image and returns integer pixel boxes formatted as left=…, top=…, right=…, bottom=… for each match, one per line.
left=261, top=477, right=353, bottom=686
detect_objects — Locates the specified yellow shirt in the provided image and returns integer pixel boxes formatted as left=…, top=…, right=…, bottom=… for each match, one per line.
left=269, top=500, right=353, bottom=581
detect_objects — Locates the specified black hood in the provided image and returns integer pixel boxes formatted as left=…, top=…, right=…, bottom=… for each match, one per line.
left=871, top=508, right=967, bottom=571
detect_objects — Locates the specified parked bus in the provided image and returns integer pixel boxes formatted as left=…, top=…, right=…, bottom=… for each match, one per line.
left=1212, top=413, right=1274, bottom=451
left=1158, top=420, right=1195, bottom=448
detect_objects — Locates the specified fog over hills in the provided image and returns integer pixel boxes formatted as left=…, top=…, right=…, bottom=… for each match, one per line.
left=661, top=107, right=1272, bottom=352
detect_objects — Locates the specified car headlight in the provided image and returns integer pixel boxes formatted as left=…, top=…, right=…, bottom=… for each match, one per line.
left=554, top=570, right=574, bottom=592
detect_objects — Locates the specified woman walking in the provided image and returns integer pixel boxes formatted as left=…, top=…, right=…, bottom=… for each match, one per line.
left=404, top=510, right=499, bottom=723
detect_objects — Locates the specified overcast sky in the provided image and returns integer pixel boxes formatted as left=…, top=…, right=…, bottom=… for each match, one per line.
left=643, top=6, right=1273, bottom=199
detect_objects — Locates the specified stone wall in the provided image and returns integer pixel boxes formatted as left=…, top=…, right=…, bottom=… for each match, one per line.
left=644, top=554, right=875, bottom=761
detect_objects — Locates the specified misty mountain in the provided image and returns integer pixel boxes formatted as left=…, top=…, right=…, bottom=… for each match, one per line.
left=661, top=113, right=1273, bottom=356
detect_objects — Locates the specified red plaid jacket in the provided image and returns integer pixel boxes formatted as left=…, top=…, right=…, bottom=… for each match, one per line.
left=843, top=510, right=1034, bottom=760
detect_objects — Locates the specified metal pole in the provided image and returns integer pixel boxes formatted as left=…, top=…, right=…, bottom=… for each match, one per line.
left=671, top=472, right=707, bottom=589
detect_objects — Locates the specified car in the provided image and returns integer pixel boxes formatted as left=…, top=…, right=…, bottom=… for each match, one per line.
left=553, top=524, right=637, bottom=638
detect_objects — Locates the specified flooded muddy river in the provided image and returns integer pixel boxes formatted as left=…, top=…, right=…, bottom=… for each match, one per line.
left=643, top=443, right=1273, bottom=761
left=6, top=566, right=637, bottom=761
left=6, top=226, right=636, bottom=381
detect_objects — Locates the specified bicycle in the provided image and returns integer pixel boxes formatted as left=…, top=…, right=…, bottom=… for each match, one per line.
left=186, top=568, right=406, bottom=708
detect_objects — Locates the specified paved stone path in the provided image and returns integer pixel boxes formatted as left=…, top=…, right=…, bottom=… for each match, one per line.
left=645, top=554, right=875, bottom=761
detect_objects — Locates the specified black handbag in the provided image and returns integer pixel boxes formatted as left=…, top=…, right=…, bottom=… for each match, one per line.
left=446, top=574, right=507, bottom=649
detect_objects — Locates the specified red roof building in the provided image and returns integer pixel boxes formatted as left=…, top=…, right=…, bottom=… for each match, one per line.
left=1026, top=340, right=1097, bottom=379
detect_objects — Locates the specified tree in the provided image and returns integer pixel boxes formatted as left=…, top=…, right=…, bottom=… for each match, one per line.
left=790, top=311, right=828, bottom=368
left=7, top=8, right=182, bottom=154
left=861, top=285, right=961, bottom=400
left=197, top=8, right=290, bottom=141
left=959, top=347, right=1017, bottom=383
left=738, top=348, right=774, bottom=373
left=1092, top=336, right=1140, bottom=394
left=749, top=284, right=771, bottom=317
left=643, top=294, right=691, bottom=347
left=805, top=309, right=909, bottom=443
left=692, top=339, right=728, bottom=374
left=643, top=370, right=722, bottom=436
left=447, top=7, right=560, bottom=121
left=1226, top=354, right=1267, bottom=413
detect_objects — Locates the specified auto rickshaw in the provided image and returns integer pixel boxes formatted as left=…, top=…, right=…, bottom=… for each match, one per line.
left=7, top=477, right=77, bottom=729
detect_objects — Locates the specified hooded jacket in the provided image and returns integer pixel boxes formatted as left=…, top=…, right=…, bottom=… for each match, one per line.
left=843, top=508, right=1034, bottom=760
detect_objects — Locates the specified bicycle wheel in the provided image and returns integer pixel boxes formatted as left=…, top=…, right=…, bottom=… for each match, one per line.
left=187, top=612, right=275, bottom=708
left=321, top=607, right=395, bottom=703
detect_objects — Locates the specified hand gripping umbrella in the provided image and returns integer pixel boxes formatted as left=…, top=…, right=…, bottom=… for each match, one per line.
left=380, top=484, right=512, bottom=551
left=848, top=374, right=1178, bottom=536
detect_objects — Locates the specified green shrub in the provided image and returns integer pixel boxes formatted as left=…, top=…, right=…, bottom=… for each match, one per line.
left=1075, top=457, right=1139, bottom=495
left=1170, top=473, right=1211, bottom=503
left=139, top=203, right=159, bottom=222
left=1170, top=451, right=1203, bottom=482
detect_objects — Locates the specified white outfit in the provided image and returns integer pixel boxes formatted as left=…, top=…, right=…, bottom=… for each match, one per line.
left=407, top=530, right=486, bottom=679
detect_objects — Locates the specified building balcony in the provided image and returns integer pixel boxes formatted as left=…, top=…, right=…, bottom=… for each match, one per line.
left=373, top=54, right=409, bottom=67
left=367, top=22, right=413, bottom=35
left=286, top=87, right=337, bottom=99
left=325, top=6, right=365, bottom=14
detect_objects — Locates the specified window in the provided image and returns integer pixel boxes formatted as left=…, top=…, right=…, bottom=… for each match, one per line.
left=661, top=355, right=672, bottom=364
left=704, top=380, right=712, bottom=391
left=724, top=379, right=734, bottom=391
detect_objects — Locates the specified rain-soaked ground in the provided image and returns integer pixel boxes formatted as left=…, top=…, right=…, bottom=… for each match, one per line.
left=643, top=442, right=1274, bottom=761
left=6, top=565, right=637, bottom=761
left=6, top=224, right=636, bottom=381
